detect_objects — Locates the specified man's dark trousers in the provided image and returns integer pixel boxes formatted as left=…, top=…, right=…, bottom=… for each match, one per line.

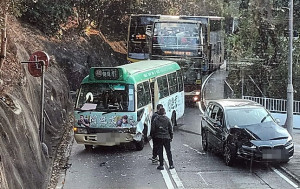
left=152, top=137, right=159, bottom=158
left=157, top=138, right=173, bottom=167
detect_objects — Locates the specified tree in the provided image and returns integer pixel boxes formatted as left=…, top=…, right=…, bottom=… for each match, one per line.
left=0, top=0, right=9, bottom=72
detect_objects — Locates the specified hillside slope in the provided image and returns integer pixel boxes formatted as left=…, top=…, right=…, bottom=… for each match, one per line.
left=0, top=15, right=127, bottom=189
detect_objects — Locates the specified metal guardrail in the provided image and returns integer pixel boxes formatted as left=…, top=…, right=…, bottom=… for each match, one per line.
left=243, top=96, right=300, bottom=114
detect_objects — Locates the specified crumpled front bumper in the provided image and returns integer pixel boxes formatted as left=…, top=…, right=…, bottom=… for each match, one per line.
left=237, top=142, right=294, bottom=162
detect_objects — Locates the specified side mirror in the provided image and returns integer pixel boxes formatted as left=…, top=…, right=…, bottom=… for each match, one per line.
left=275, top=118, right=280, bottom=124
left=214, top=121, right=221, bottom=127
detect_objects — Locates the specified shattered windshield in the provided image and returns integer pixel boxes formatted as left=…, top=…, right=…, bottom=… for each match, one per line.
left=75, top=83, right=135, bottom=112
left=226, top=107, right=274, bottom=127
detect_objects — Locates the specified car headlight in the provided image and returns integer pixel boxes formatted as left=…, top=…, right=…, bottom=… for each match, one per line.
left=285, top=135, right=293, bottom=147
left=287, top=135, right=292, bottom=142
left=195, top=91, right=200, bottom=95
left=242, top=144, right=257, bottom=151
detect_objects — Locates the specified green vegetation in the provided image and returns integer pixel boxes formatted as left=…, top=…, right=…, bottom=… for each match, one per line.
left=224, top=0, right=300, bottom=100
left=1, top=0, right=299, bottom=99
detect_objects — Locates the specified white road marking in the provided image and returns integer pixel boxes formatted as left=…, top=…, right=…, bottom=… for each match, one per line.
left=183, top=144, right=206, bottom=155
left=196, top=172, right=209, bottom=185
left=271, top=167, right=299, bottom=188
left=161, top=168, right=174, bottom=189
left=149, top=140, right=184, bottom=189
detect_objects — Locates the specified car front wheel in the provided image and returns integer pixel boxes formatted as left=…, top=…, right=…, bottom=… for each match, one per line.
left=224, top=144, right=235, bottom=166
left=202, top=130, right=208, bottom=151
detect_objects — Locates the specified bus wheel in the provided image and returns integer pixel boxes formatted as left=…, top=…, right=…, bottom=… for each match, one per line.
left=135, top=136, right=145, bottom=151
left=143, top=125, right=149, bottom=142
left=171, top=112, right=177, bottom=127
left=85, top=145, right=93, bottom=151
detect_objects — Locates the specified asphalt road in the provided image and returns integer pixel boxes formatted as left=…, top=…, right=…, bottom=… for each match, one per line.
left=62, top=106, right=298, bottom=189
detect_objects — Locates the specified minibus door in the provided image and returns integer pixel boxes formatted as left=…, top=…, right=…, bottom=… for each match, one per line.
left=150, top=79, right=159, bottom=112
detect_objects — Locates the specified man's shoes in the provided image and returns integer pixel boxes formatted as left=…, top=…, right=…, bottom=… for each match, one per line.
left=149, top=157, right=159, bottom=164
left=169, top=165, right=174, bottom=169
left=152, top=160, right=159, bottom=165
left=157, top=165, right=164, bottom=170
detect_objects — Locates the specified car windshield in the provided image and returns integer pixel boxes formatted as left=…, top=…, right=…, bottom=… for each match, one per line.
left=226, top=107, right=274, bottom=127
left=75, top=83, right=135, bottom=112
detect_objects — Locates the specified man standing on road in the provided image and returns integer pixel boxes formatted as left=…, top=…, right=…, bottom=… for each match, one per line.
left=152, top=107, right=174, bottom=170
left=150, top=104, right=163, bottom=164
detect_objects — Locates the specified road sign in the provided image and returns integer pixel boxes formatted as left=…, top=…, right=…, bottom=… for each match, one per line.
left=28, top=51, right=50, bottom=77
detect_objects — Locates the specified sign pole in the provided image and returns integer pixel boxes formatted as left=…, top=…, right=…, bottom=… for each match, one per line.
left=40, top=61, right=45, bottom=142
left=21, top=51, right=50, bottom=156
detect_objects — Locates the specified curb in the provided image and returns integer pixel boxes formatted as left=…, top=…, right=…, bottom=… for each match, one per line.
left=55, top=130, right=74, bottom=189
left=200, top=71, right=215, bottom=114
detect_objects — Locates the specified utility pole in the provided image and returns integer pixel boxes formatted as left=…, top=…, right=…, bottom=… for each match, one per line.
left=286, top=0, right=294, bottom=136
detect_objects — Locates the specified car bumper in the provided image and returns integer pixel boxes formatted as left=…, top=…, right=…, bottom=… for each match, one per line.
left=237, top=143, right=294, bottom=162
left=74, top=132, right=135, bottom=146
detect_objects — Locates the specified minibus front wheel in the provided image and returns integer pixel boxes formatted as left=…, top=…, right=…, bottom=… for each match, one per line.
left=85, top=145, right=93, bottom=151
left=135, top=136, right=145, bottom=151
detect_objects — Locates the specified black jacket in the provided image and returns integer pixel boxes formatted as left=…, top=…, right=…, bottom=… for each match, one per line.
left=151, top=115, right=173, bottom=140
left=150, top=112, right=159, bottom=138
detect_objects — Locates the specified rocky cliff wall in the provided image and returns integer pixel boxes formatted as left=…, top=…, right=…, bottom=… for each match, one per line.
left=0, top=15, right=126, bottom=189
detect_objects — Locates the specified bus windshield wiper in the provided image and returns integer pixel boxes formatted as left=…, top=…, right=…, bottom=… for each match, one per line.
left=102, top=110, right=113, bottom=115
left=75, top=108, right=96, bottom=112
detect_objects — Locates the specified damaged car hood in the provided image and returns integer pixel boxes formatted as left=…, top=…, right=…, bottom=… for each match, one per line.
left=238, top=121, right=290, bottom=141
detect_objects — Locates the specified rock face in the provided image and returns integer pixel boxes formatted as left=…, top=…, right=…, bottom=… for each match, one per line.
left=0, top=16, right=126, bottom=189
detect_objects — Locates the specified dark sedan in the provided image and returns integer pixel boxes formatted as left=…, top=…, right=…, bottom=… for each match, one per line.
left=201, top=99, right=294, bottom=166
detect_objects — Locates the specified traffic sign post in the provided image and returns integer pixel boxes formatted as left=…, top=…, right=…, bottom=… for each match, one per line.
left=21, top=51, right=50, bottom=155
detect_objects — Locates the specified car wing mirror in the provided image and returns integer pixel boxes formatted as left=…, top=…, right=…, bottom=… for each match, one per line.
left=214, top=121, right=221, bottom=127
left=275, top=118, right=280, bottom=124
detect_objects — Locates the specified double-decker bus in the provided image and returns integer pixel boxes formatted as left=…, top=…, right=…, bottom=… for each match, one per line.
left=127, top=14, right=160, bottom=62
left=127, top=14, right=225, bottom=104
left=149, top=18, right=205, bottom=104
left=73, top=60, right=185, bottom=151
left=127, top=14, right=182, bottom=63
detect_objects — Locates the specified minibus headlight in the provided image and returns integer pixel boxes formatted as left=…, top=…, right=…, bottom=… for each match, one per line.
left=129, top=127, right=137, bottom=134
left=74, top=127, right=88, bottom=134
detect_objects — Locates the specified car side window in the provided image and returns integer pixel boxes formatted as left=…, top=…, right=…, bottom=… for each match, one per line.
left=210, top=105, right=219, bottom=121
left=208, top=105, right=224, bottom=126
left=206, top=104, right=213, bottom=117
left=216, top=108, right=224, bottom=126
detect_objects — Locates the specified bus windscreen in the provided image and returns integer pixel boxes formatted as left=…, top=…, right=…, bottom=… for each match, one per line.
left=128, top=15, right=159, bottom=61
left=76, top=83, right=135, bottom=112
left=152, top=22, right=201, bottom=57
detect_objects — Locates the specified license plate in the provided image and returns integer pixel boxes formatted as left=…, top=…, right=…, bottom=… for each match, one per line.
left=262, top=149, right=282, bottom=159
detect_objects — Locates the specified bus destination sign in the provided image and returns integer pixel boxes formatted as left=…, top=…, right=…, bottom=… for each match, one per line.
left=94, top=68, right=119, bottom=80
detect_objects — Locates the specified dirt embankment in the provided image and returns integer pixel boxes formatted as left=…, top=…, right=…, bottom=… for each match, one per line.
left=0, top=15, right=127, bottom=189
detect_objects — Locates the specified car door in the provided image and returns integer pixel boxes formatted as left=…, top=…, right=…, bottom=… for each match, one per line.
left=204, top=104, right=223, bottom=150
left=201, top=103, right=213, bottom=145
left=214, top=106, right=227, bottom=151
